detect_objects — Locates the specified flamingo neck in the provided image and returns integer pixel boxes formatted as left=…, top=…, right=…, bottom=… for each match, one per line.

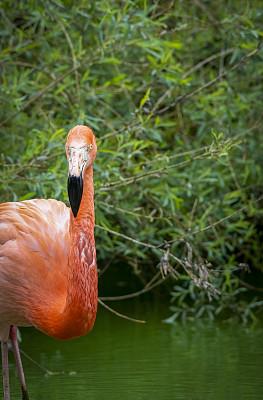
left=59, top=165, right=97, bottom=339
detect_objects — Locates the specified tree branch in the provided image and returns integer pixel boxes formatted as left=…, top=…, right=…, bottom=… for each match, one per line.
left=158, top=195, right=263, bottom=247
left=95, top=224, right=157, bottom=249
left=98, top=298, right=145, bottom=323
left=181, top=48, right=234, bottom=80
left=98, top=148, right=229, bottom=192
left=100, top=273, right=168, bottom=301
left=155, top=43, right=263, bottom=116
left=238, top=278, right=263, bottom=293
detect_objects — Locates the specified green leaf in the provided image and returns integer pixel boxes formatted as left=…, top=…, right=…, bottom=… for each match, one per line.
left=140, top=88, right=151, bottom=109
left=20, top=192, right=36, bottom=201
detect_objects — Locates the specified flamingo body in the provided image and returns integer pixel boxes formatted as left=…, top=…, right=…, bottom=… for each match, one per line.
left=0, top=125, right=98, bottom=399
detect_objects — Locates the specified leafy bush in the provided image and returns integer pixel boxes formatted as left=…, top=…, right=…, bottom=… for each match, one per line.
left=1, top=0, right=263, bottom=322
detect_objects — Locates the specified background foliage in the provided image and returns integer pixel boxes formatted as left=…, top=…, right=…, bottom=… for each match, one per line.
left=0, top=0, right=263, bottom=323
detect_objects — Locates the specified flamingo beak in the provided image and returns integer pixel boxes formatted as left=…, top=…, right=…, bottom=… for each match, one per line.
left=67, top=146, right=90, bottom=218
left=68, top=169, right=83, bottom=218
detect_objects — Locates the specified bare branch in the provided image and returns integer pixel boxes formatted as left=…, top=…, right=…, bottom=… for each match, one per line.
left=238, top=278, right=263, bottom=293
left=97, top=121, right=140, bottom=142
left=95, top=224, right=157, bottom=249
left=121, top=146, right=208, bottom=170
left=98, top=299, right=145, bottom=323
left=181, top=48, right=234, bottom=80
left=158, top=195, right=263, bottom=247
left=97, top=201, right=171, bottom=222
left=19, top=349, right=58, bottom=376
left=100, top=273, right=168, bottom=301
left=98, top=148, right=227, bottom=192
left=155, top=43, right=263, bottom=116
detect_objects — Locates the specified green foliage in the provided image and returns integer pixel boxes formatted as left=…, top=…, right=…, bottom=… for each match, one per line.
left=0, top=0, right=263, bottom=322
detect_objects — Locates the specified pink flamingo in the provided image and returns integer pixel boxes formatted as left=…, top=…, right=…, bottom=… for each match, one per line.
left=0, top=125, right=98, bottom=399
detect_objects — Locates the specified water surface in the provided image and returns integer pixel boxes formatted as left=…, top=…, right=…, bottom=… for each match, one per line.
left=7, top=300, right=263, bottom=400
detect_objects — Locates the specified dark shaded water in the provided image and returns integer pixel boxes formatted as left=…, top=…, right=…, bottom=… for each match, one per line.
left=6, top=300, right=263, bottom=399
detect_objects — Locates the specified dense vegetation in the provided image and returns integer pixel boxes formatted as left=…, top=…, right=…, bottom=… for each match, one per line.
left=1, top=0, right=262, bottom=323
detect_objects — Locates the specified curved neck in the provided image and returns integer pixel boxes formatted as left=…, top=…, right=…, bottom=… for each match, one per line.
left=58, top=164, right=97, bottom=339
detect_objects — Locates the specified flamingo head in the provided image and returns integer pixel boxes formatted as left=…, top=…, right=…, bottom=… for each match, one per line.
left=66, top=125, right=97, bottom=217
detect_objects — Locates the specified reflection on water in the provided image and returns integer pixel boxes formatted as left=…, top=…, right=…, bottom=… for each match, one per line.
left=7, top=300, right=263, bottom=400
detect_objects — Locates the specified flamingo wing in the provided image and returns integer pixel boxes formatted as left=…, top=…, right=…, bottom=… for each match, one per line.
left=0, top=199, right=70, bottom=340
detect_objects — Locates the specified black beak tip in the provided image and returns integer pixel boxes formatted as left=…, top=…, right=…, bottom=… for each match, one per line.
left=67, top=173, right=83, bottom=218
left=72, top=207, right=78, bottom=218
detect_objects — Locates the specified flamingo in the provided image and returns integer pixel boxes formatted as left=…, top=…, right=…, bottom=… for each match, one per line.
left=0, top=125, right=98, bottom=400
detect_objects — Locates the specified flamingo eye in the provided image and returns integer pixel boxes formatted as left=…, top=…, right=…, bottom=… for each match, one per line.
left=89, top=144, right=93, bottom=150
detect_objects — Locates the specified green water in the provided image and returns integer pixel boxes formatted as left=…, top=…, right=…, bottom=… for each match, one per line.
left=6, top=300, right=263, bottom=400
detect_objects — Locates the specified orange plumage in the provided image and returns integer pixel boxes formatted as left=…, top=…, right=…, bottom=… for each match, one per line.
left=0, top=125, right=98, bottom=399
